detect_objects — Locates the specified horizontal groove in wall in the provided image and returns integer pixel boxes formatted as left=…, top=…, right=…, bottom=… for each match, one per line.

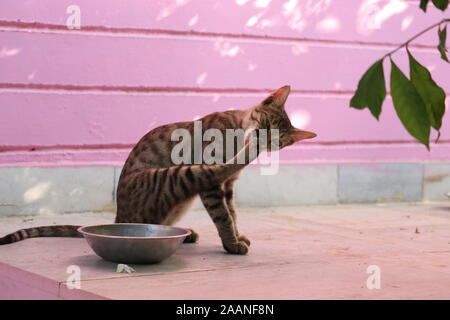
left=0, top=83, right=356, bottom=96
left=2, top=83, right=449, bottom=96
left=2, top=143, right=450, bottom=168
left=0, top=144, right=132, bottom=152
left=1, top=140, right=449, bottom=153
left=0, top=20, right=438, bottom=51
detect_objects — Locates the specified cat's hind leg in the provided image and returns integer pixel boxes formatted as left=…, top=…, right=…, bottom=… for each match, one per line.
left=160, top=197, right=200, bottom=243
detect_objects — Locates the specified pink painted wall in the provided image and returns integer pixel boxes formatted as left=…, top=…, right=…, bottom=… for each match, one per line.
left=0, top=0, right=449, bottom=167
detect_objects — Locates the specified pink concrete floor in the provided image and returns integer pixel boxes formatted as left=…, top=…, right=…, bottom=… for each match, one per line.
left=1, top=203, right=450, bottom=299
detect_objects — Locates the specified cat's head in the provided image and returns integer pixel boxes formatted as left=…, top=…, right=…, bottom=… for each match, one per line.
left=254, top=85, right=316, bottom=151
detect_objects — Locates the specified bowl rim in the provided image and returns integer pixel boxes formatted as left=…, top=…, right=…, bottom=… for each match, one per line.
left=77, top=223, right=191, bottom=240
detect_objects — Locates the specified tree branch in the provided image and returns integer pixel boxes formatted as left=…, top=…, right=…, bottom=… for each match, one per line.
left=382, top=18, right=450, bottom=59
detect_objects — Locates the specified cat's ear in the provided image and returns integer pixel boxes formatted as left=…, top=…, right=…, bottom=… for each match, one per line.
left=262, top=85, right=291, bottom=107
left=291, top=128, right=317, bottom=142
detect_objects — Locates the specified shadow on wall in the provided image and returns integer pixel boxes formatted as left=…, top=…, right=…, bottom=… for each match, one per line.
left=157, top=0, right=410, bottom=37
left=0, top=167, right=115, bottom=216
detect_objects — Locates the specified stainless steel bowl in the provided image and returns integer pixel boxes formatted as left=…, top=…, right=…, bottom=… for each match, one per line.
left=78, top=223, right=191, bottom=264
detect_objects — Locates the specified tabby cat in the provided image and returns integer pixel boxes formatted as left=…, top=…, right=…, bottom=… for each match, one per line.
left=0, top=86, right=316, bottom=254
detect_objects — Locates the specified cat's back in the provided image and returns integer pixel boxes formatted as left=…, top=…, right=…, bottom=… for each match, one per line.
left=121, top=121, right=191, bottom=176
left=201, top=109, right=245, bottom=130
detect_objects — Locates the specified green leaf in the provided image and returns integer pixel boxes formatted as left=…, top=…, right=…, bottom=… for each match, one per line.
left=390, top=60, right=430, bottom=150
left=420, top=0, right=430, bottom=12
left=408, top=50, right=446, bottom=133
left=438, top=25, right=449, bottom=63
left=350, top=59, right=386, bottom=120
left=431, top=0, right=449, bottom=11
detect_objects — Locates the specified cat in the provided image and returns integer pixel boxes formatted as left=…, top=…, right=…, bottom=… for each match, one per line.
left=0, top=85, right=316, bottom=254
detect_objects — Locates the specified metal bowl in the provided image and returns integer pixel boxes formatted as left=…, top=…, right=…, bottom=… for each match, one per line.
left=78, top=223, right=191, bottom=264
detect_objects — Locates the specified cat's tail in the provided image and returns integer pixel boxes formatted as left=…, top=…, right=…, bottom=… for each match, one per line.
left=0, top=225, right=82, bottom=245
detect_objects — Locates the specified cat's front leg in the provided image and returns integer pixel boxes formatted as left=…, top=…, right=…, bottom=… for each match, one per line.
left=199, top=188, right=249, bottom=255
left=223, top=178, right=250, bottom=246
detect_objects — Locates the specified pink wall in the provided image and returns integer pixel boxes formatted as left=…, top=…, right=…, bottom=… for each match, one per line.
left=0, top=0, right=449, bottom=167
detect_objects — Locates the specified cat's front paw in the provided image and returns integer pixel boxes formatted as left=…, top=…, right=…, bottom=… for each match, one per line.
left=223, top=240, right=249, bottom=255
left=238, top=235, right=251, bottom=246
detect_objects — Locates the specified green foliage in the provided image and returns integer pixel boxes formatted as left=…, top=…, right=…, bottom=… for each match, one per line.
left=420, top=0, right=449, bottom=11
left=349, top=60, right=386, bottom=119
left=408, top=50, right=446, bottom=133
left=420, top=0, right=430, bottom=12
left=351, top=50, right=446, bottom=149
left=350, top=1, right=448, bottom=150
left=438, top=25, right=449, bottom=63
left=432, top=0, right=449, bottom=11
left=390, top=60, right=431, bottom=150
